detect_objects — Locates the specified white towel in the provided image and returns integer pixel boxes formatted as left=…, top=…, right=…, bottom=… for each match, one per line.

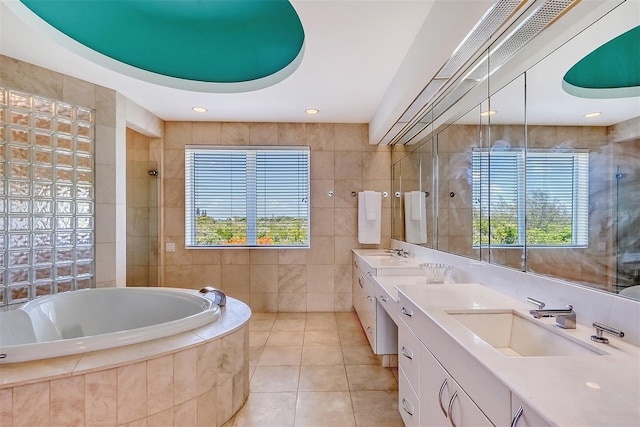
left=358, top=191, right=381, bottom=244
left=404, top=192, right=427, bottom=244
left=410, top=191, right=422, bottom=220
left=364, top=191, right=378, bottom=220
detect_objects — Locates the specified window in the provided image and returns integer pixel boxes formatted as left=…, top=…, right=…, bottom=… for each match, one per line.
left=472, top=148, right=589, bottom=247
left=185, top=146, right=310, bottom=248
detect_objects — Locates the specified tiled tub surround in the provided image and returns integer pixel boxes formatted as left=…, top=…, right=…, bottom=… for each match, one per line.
left=0, top=297, right=251, bottom=427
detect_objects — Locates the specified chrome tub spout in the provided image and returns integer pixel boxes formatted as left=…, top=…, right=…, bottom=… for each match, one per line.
left=199, top=287, right=227, bottom=307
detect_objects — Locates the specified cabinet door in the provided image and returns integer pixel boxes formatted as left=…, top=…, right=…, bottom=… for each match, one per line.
left=419, top=345, right=452, bottom=427
left=420, top=344, right=493, bottom=427
left=511, top=396, right=552, bottom=427
left=399, top=367, right=421, bottom=427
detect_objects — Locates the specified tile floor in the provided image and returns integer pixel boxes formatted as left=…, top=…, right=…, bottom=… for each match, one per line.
left=224, top=311, right=403, bottom=427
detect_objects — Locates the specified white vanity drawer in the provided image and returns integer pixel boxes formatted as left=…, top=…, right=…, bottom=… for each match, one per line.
left=398, top=317, right=420, bottom=396
left=399, top=367, right=420, bottom=427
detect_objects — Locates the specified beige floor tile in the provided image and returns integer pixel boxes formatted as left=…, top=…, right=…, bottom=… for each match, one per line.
left=276, top=313, right=307, bottom=320
left=272, top=319, right=306, bottom=332
left=258, top=346, right=302, bottom=366
left=346, top=365, right=398, bottom=391
left=249, top=346, right=263, bottom=367
left=301, top=346, right=344, bottom=366
left=338, top=328, right=369, bottom=346
left=304, top=330, right=341, bottom=346
left=249, top=331, right=269, bottom=347
left=305, top=313, right=338, bottom=331
left=351, top=391, right=403, bottom=427
left=335, top=312, right=362, bottom=329
left=250, top=366, right=300, bottom=392
left=342, top=345, right=381, bottom=365
left=299, top=365, right=349, bottom=392
left=294, top=392, right=356, bottom=427
left=266, top=331, right=305, bottom=347
left=232, top=392, right=296, bottom=427
left=249, top=318, right=276, bottom=332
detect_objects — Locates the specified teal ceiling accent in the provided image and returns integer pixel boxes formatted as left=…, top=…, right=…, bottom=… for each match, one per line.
left=20, top=0, right=305, bottom=85
left=563, top=25, right=640, bottom=98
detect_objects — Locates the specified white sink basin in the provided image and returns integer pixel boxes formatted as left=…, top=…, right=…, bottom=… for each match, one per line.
left=447, top=310, right=606, bottom=357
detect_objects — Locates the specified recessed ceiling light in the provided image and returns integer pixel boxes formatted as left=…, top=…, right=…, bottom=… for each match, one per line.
left=192, top=107, right=208, bottom=113
left=584, top=111, right=602, bottom=118
left=480, top=110, right=497, bottom=117
left=305, top=108, right=319, bottom=115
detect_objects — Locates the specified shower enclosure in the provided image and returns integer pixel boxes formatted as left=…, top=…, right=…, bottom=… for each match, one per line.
left=126, top=129, right=160, bottom=287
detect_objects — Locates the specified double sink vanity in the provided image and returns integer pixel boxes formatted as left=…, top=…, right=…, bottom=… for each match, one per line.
left=352, top=249, right=640, bottom=427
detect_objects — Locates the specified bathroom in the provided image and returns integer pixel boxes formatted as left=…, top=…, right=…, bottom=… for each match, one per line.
left=1, top=0, right=639, bottom=426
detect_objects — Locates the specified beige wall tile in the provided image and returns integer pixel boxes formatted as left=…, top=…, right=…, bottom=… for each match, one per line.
left=221, top=265, right=250, bottom=295
left=307, top=236, right=335, bottom=265
left=249, top=249, right=278, bottom=264
left=278, top=123, right=306, bottom=146
left=173, top=399, right=198, bottom=427
left=197, top=340, right=219, bottom=395
left=0, top=388, right=11, bottom=426
left=278, top=292, right=307, bottom=312
left=191, top=264, right=222, bottom=289
left=147, top=408, right=173, bottom=426
left=335, top=152, right=363, bottom=180
left=165, top=122, right=192, bottom=150
left=174, top=348, right=198, bottom=405
left=13, top=382, right=49, bottom=427
left=307, top=123, right=335, bottom=151
left=307, top=265, right=334, bottom=293
left=221, top=122, right=250, bottom=145
left=192, top=122, right=221, bottom=145
left=197, top=388, right=217, bottom=427
left=250, top=122, right=279, bottom=145
left=278, top=249, right=307, bottom=265
left=311, top=207, right=335, bottom=236
left=117, top=362, right=147, bottom=424
left=310, top=151, right=335, bottom=180
left=250, top=264, right=278, bottom=293
left=335, top=123, right=364, bottom=152
left=278, top=264, right=307, bottom=293
left=51, top=376, right=85, bottom=426
left=311, top=179, right=336, bottom=208
left=147, top=355, right=173, bottom=416
left=85, top=369, right=117, bottom=426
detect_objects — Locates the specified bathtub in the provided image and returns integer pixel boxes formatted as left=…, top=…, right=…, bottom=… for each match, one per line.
left=0, top=287, right=221, bottom=364
left=0, top=287, right=251, bottom=426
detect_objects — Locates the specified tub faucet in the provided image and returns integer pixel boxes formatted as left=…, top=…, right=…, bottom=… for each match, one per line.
left=529, top=305, right=576, bottom=329
left=199, top=287, right=227, bottom=307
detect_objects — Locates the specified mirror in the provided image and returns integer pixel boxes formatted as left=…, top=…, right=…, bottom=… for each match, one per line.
left=391, top=1, right=639, bottom=299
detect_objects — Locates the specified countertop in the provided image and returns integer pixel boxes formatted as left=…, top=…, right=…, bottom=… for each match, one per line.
left=397, top=283, right=640, bottom=427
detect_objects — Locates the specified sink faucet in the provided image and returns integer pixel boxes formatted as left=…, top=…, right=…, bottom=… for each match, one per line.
left=385, top=248, right=409, bottom=258
left=529, top=305, right=576, bottom=329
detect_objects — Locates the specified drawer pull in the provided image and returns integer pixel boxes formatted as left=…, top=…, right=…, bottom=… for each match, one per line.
left=447, top=391, right=459, bottom=427
left=438, top=378, right=448, bottom=417
left=379, top=295, right=389, bottom=302
left=401, top=398, right=414, bottom=416
left=367, top=295, right=374, bottom=301
left=401, top=307, right=413, bottom=317
left=400, top=346, right=413, bottom=360
left=511, top=406, right=524, bottom=427
left=366, top=326, right=373, bottom=334
left=358, top=276, right=364, bottom=289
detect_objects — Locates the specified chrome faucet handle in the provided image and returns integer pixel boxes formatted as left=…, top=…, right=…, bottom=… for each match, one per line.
left=526, top=297, right=545, bottom=309
left=529, top=305, right=576, bottom=329
left=591, top=322, right=625, bottom=344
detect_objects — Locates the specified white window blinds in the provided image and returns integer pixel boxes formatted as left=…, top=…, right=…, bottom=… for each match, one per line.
left=472, top=148, right=589, bottom=247
left=185, top=146, right=310, bottom=248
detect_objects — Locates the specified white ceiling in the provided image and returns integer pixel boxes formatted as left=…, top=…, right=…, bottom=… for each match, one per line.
left=0, top=0, right=436, bottom=124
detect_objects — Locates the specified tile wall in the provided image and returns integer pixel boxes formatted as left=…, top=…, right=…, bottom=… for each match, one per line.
left=161, top=122, right=392, bottom=312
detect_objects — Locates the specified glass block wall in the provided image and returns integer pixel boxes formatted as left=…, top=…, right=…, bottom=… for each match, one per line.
left=0, top=87, right=95, bottom=307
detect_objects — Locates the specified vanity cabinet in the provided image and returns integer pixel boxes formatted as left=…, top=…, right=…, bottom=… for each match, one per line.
left=353, top=256, right=398, bottom=354
left=398, top=316, right=492, bottom=427
left=511, top=396, right=552, bottom=427
left=398, top=293, right=512, bottom=427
